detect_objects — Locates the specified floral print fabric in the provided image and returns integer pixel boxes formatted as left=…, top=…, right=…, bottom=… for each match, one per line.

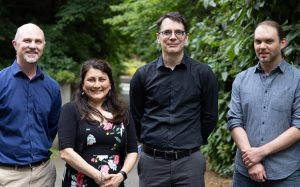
left=66, top=120, right=125, bottom=187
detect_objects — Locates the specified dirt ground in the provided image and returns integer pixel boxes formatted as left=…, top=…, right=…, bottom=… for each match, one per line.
left=205, top=170, right=232, bottom=187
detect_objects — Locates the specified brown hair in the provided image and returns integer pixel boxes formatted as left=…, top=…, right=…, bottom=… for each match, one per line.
left=156, top=12, right=188, bottom=32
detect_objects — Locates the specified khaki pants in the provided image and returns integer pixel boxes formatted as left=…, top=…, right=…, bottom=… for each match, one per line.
left=0, top=160, right=56, bottom=187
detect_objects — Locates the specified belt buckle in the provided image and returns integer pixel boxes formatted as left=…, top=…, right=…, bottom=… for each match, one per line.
left=165, top=150, right=178, bottom=160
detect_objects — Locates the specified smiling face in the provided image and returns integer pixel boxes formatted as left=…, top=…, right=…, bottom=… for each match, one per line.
left=157, top=18, right=188, bottom=56
left=254, top=25, right=286, bottom=65
left=82, top=68, right=111, bottom=105
left=12, top=24, right=45, bottom=65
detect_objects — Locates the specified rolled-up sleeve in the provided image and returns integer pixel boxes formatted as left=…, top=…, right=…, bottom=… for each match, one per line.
left=227, top=74, right=244, bottom=131
left=291, top=76, right=300, bottom=128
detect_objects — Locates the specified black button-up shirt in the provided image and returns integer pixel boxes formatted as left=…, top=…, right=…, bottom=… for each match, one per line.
left=130, top=54, right=218, bottom=150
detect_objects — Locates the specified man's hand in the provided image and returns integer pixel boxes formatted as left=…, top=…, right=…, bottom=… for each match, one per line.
left=248, top=163, right=266, bottom=182
left=242, top=147, right=266, bottom=168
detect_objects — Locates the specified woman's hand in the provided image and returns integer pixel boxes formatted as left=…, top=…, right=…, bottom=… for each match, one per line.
left=100, top=173, right=124, bottom=187
left=94, top=172, right=111, bottom=186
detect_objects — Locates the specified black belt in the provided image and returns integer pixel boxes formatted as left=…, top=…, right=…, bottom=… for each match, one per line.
left=142, top=145, right=199, bottom=161
left=0, top=158, right=49, bottom=169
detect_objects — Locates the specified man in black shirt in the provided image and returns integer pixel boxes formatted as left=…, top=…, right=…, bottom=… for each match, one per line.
left=130, top=12, right=218, bottom=187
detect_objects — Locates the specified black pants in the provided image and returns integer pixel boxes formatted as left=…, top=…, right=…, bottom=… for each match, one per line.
left=138, top=151, right=206, bottom=187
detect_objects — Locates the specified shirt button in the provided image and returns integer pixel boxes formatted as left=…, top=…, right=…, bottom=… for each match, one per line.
left=262, top=122, right=264, bottom=124
left=263, top=106, right=266, bottom=109
left=265, top=91, right=267, bottom=93
left=261, top=138, right=264, bottom=141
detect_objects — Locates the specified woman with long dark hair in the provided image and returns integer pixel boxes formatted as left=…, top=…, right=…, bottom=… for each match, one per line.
left=58, top=59, right=138, bottom=187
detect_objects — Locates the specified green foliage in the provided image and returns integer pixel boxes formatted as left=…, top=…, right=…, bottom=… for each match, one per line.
left=54, top=70, right=76, bottom=84
left=194, top=0, right=255, bottom=175
left=196, top=0, right=300, bottom=176
left=0, top=0, right=126, bottom=85
left=201, top=91, right=235, bottom=176
left=0, top=0, right=17, bottom=69
left=105, top=0, right=205, bottom=61
left=50, top=148, right=59, bottom=159
left=39, top=0, right=125, bottom=83
left=123, top=58, right=146, bottom=76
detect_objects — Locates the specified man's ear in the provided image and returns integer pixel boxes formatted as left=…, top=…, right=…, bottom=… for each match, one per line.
left=156, top=33, right=161, bottom=44
left=184, top=35, right=189, bottom=44
left=280, top=38, right=287, bottom=49
left=12, top=40, right=17, bottom=51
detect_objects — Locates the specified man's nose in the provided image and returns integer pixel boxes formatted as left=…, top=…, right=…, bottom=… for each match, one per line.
left=28, top=41, right=36, bottom=48
left=169, top=32, right=177, bottom=39
left=260, top=42, right=267, bottom=48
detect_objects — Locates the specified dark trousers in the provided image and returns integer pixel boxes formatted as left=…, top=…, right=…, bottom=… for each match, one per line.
left=233, top=168, right=300, bottom=187
left=138, top=151, right=206, bottom=187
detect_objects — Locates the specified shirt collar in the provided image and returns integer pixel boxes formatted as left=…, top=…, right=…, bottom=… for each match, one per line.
left=156, top=53, right=188, bottom=69
left=254, top=59, right=286, bottom=74
left=11, top=60, right=44, bottom=79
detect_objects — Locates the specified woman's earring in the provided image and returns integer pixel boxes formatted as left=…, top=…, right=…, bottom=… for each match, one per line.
left=81, top=91, right=85, bottom=96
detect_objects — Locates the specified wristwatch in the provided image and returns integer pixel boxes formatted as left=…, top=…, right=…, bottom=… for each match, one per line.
left=119, top=170, right=127, bottom=181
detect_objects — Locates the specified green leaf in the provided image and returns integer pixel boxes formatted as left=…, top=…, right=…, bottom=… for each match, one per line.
left=221, top=72, right=228, bottom=81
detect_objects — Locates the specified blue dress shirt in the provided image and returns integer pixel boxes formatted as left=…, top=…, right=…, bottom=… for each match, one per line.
left=0, top=61, right=61, bottom=165
left=228, top=60, right=300, bottom=180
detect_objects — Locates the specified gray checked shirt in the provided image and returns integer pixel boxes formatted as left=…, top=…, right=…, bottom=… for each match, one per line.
left=228, top=60, right=300, bottom=180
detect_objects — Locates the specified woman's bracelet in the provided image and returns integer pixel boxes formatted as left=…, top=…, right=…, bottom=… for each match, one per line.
left=99, top=172, right=104, bottom=183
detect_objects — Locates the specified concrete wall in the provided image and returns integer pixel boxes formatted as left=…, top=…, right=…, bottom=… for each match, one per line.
left=60, top=83, right=72, bottom=105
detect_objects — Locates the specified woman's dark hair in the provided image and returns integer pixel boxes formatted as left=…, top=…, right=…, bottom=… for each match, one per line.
left=75, top=59, right=127, bottom=124
left=156, top=12, right=188, bottom=32
left=256, top=20, right=286, bottom=58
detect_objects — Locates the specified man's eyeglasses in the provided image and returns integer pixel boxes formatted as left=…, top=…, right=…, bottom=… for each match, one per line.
left=158, top=30, right=186, bottom=38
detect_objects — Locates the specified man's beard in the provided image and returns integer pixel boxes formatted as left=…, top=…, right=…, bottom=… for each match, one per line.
left=24, top=53, right=39, bottom=64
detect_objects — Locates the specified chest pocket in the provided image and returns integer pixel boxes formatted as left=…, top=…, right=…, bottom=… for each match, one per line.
left=270, top=92, right=293, bottom=112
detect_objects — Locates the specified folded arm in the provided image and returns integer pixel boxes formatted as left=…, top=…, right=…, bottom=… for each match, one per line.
left=231, top=127, right=266, bottom=182
left=242, top=127, right=300, bottom=166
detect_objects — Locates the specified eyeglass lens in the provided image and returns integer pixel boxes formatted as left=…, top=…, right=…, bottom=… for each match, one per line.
left=160, top=30, right=185, bottom=37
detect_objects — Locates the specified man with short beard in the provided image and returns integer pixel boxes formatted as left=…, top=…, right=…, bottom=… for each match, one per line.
left=228, top=20, right=300, bottom=186
left=0, top=23, right=61, bottom=187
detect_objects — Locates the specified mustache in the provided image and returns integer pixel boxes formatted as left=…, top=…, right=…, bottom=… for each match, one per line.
left=25, top=49, right=38, bottom=53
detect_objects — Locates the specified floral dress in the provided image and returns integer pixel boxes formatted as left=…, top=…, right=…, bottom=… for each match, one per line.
left=70, top=120, right=126, bottom=187
left=58, top=102, right=138, bottom=187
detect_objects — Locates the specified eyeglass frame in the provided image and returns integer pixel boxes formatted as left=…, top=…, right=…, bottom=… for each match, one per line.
left=157, top=30, right=187, bottom=38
